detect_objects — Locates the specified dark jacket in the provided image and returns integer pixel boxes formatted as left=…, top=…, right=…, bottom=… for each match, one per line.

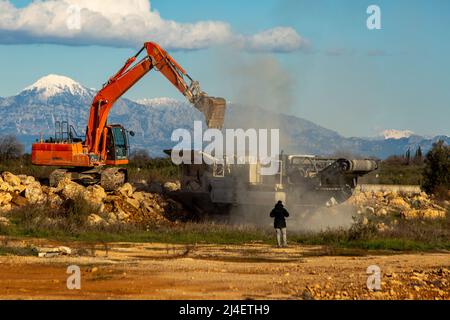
left=270, top=203, right=290, bottom=229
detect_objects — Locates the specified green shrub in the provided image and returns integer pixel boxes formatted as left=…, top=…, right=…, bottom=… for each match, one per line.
left=422, top=140, right=450, bottom=198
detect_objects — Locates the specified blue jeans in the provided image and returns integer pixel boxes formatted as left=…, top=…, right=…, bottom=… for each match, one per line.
left=276, top=228, right=287, bottom=247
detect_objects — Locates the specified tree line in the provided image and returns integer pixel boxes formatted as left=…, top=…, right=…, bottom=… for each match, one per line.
left=385, top=146, right=425, bottom=166
left=0, top=135, right=448, bottom=199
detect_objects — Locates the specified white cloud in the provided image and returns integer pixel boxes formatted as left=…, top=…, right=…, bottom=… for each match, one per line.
left=0, top=0, right=307, bottom=53
left=243, top=27, right=307, bottom=53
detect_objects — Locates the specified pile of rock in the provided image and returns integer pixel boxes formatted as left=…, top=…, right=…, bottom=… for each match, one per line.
left=96, top=182, right=183, bottom=226
left=0, top=171, right=185, bottom=227
left=32, top=246, right=72, bottom=258
left=348, top=189, right=448, bottom=220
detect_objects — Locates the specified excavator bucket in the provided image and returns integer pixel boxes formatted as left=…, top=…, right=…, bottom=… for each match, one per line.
left=194, top=96, right=227, bottom=129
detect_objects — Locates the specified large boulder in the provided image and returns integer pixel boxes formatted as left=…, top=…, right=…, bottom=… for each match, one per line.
left=0, top=192, right=12, bottom=205
left=105, top=212, right=118, bottom=224
left=142, top=199, right=161, bottom=215
left=11, top=184, right=26, bottom=193
left=163, top=181, right=181, bottom=192
left=0, top=181, right=11, bottom=192
left=374, top=191, right=384, bottom=199
left=116, top=183, right=134, bottom=197
left=12, top=195, right=28, bottom=207
left=131, top=191, right=147, bottom=203
left=115, top=207, right=130, bottom=221
left=125, top=197, right=140, bottom=210
left=421, top=209, right=446, bottom=219
left=87, top=214, right=105, bottom=226
left=401, top=209, right=419, bottom=219
left=47, top=193, right=64, bottom=208
left=32, top=246, right=72, bottom=258
left=25, top=182, right=46, bottom=204
left=2, top=172, right=21, bottom=187
left=384, top=192, right=397, bottom=200
left=84, top=185, right=107, bottom=205
left=348, top=192, right=367, bottom=205
left=389, top=197, right=411, bottom=211
left=401, top=208, right=446, bottom=220
left=56, top=178, right=86, bottom=199
left=18, top=175, right=36, bottom=186
left=444, top=200, right=450, bottom=209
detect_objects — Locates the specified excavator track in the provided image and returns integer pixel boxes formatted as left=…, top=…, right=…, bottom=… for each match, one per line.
left=49, top=167, right=127, bottom=191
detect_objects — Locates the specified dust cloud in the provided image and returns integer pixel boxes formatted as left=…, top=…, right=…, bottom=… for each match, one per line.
left=226, top=202, right=356, bottom=233
left=215, top=51, right=300, bottom=150
left=224, top=54, right=296, bottom=115
left=211, top=50, right=356, bottom=232
left=288, top=204, right=357, bottom=232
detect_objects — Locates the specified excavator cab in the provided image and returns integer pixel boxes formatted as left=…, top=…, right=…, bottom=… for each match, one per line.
left=105, top=124, right=130, bottom=163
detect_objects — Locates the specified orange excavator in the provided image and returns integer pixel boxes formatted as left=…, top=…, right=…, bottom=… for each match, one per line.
left=31, top=42, right=226, bottom=190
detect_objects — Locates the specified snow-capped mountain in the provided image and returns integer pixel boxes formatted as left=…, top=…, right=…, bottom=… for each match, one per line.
left=382, top=129, right=414, bottom=140
left=22, top=74, right=91, bottom=99
left=136, top=97, right=185, bottom=109
left=0, top=74, right=448, bottom=158
left=0, top=75, right=206, bottom=154
left=0, top=75, right=95, bottom=136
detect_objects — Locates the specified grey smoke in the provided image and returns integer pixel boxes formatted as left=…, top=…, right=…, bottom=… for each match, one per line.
left=225, top=54, right=296, bottom=115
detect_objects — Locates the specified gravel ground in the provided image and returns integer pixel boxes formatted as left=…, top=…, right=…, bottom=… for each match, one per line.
left=0, top=238, right=448, bottom=300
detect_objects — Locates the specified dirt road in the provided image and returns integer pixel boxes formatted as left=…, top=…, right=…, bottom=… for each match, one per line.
left=0, top=238, right=448, bottom=300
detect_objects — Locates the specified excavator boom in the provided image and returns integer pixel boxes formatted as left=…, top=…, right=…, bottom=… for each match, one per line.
left=86, top=42, right=226, bottom=156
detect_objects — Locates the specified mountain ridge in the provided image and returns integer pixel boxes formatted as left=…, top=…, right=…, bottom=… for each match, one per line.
left=0, top=75, right=448, bottom=158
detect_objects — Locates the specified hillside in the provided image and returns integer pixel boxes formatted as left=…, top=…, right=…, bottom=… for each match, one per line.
left=0, top=74, right=448, bottom=158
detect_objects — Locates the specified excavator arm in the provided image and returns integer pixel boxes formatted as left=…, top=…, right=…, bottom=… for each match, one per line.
left=86, top=42, right=226, bottom=156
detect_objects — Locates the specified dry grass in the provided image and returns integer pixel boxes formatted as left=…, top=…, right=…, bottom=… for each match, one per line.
left=6, top=194, right=101, bottom=234
left=126, top=157, right=179, bottom=184
left=294, top=213, right=450, bottom=251
left=2, top=208, right=449, bottom=251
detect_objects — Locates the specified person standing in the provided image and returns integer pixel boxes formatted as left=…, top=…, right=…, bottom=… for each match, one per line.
left=270, top=201, right=290, bottom=248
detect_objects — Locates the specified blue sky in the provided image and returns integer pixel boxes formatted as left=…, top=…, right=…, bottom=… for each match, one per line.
left=0, top=0, right=449, bottom=137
